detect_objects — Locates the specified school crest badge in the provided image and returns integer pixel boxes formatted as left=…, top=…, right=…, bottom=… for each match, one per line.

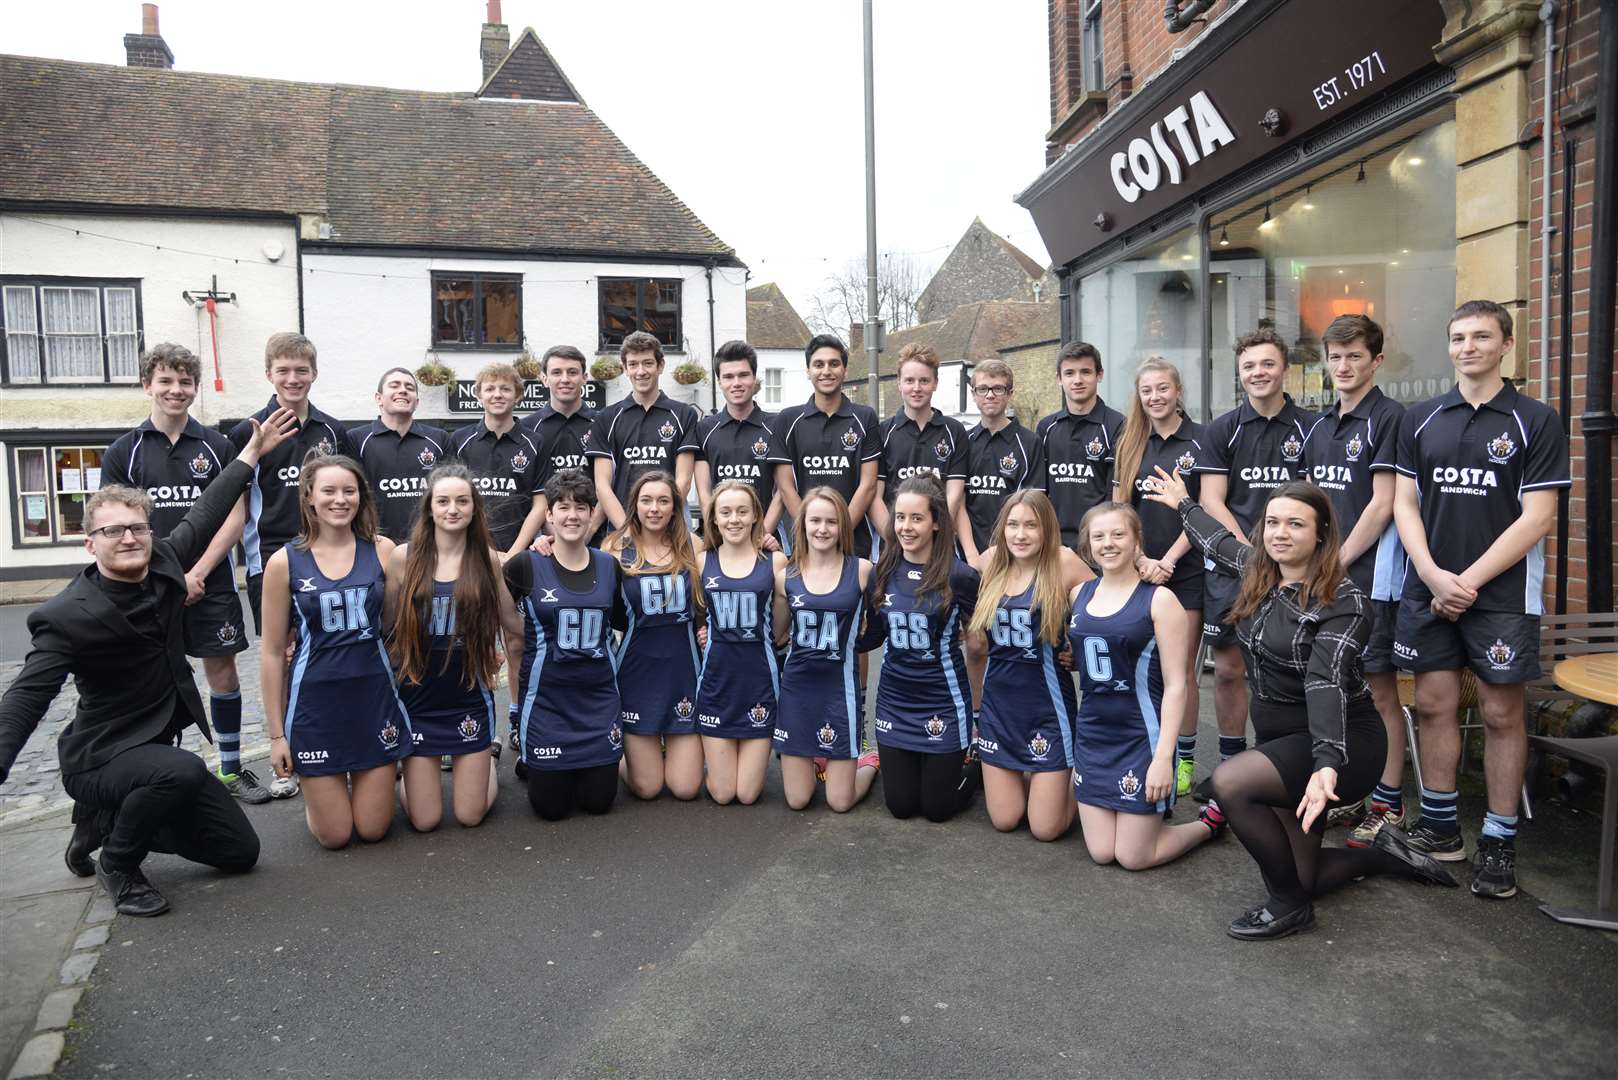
left=816, top=723, right=838, bottom=750
left=316, top=437, right=335, bottom=456
left=925, top=716, right=946, bottom=740
left=1118, top=769, right=1142, bottom=798
left=1084, top=436, right=1105, bottom=460
left=215, top=623, right=239, bottom=646
left=840, top=428, right=861, bottom=451
left=999, top=452, right=1019, bottom=476
left=1281, top=433, right=1303, bottom=462
left=658, top=420, right=677, bottom=443
left=608, top=723, right=624, bottom=749
left=418, top=447, right=437, bottom=468
left=1344, top=433, right=1364, bottom=462
left=1486, top=638, right=1515, bottom=670
left=379, top=721, right=401, bottom=750
left=510, top=451, right=530, bottom=471
left=1028, top=732, right=1051, bottom=761
left=1487, top=431, right=1518, bottom=464
left=674, top=697, right=696, bottom=722
left=189, top=453, right=213, bottom=479
left=751, top=437, right=770, bottom=459
left=934, top=438, right=952, bottom=461
left=458, top=714, right=481, bottom=740
left=748, top=703, right=771, bottom=728
left=1175, top=450, right=1197, bottom=474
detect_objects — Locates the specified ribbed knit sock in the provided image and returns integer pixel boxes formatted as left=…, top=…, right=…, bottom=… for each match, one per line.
left=1176, top=735, right=1197, bottom=765
left=1481, top=811, right=1519, bottom=842
left=1370, top=781, right=1403, bottom=813
left=212, top=691, right=243, bottom=777
left=1218, top=735, right=1247, bottom=762
left=1419, top=786, right=1459, bottom=835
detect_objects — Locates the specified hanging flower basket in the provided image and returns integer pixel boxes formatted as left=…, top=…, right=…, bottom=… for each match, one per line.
left=672, top=361, right=707, bottom=386
left=514, top=351, right=542, bottom=382
left=591, top=357, right=624, bottom=382
left=415, top=360, right=454, bottom=387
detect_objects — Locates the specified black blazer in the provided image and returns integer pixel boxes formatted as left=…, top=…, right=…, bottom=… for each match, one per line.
left=0, top=459, right=254, bottom=782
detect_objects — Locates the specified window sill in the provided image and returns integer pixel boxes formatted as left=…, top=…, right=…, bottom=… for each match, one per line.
left=429, top=343, right=524, bottom=353
left=1, top=382, right=140, bottom=389
left=598, top=345, right=686, bottom=356
left=1045, top=91, right=1108, bottom=146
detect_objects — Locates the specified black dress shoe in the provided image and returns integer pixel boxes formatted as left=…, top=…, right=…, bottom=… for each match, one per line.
left=1372, top=824, right=1459, bottom=887
left=94, top=859, right=170, bottom=917
left=1227, top=901, right=1315, bottom=940
left=64, top=818, right=100, bottom=878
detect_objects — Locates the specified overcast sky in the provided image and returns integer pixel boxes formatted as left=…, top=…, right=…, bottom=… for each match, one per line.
left=4, top=0, right=1053, bottom=324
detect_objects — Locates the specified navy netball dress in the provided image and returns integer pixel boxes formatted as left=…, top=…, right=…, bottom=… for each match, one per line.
left=1067, top=579, right=1169, bottom=814
left=514, top=550, right=623, bottom=772
left=398, top=579, right=496, bottom=757
left=869, top=559, right=979, bottom=753
left=615, top=543, right=701, bottom=737
left=284, top=540, right=411, bottom=778
left=693, top=550, right=779, bottom=739
left=773, top=556, right=865, bottom=760
left=975, top=580, right=1076, bottom=773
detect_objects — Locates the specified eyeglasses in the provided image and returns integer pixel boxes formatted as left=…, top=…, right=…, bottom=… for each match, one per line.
left=89, top=522, right=154, bottom=540
left=973, top=385, right=1011, bottom=398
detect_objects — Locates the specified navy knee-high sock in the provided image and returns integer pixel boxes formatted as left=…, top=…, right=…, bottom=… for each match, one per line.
left=213, top=691, right=243, bottom=776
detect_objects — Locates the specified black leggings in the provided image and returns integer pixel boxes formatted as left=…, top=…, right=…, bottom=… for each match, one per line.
left=879, top=745, right=970, bottom=823
left=526, top=763, right=619, bottom=821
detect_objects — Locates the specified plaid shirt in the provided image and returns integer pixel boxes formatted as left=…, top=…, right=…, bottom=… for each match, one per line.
left=1178, top=499, right=1372, bottom=772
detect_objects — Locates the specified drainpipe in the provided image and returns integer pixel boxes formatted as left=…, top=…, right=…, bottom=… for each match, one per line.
left=1164, top=0, right=1214, bottom=33
left=705, top=261, right=718, bottom=412
left=1556, top=137, right=1578, bottom=614
left=1539, top=1, right=1558, bottom=400
left=1582, top=0, right=1616, bottom=612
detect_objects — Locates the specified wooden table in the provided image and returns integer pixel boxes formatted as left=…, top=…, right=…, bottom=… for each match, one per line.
left=1553, top=653, right=1618, bottom=706
left=1541, top=651, right=1618, bottom=931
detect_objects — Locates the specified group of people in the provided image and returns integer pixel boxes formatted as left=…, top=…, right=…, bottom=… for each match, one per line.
left=0, top=299, right=1568, bottom=941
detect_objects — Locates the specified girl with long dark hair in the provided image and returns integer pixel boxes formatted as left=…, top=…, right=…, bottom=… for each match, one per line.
left=385, top=465, right=522, bottom=830
left=1145, top=470, right=1457, bottom=938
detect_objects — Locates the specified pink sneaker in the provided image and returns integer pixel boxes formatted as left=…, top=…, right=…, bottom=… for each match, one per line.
left=857, top=748, right=880, bottom=771
left=813, top=757, right=828, bottom=782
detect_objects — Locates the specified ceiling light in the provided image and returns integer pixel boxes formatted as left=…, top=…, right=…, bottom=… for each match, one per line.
left=1258, top=203, right=1275, bottom=232
left=1180, top=253, right=1194, bottom=261
left=1408, top=156, right=1424, bottom=167
left=1355, top=161, right=1366, bottom=183
left=1390, top=260, right=1400, bottom=266
left=1301, top=186, right=1315, bottom=210
left=1401, top=248, right=1410, bottom=254
left=1218, top=226, right=1230, bottom=247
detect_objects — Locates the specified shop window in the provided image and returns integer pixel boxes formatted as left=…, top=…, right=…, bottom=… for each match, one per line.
left=599, top=278, right=682, bottom=352
left=1078, top=230, right=1205, bottom=419
left=431, top=272, right=522, bottom=349
left=12, top=443, right=107, bottom=544
left=0, top=279, right=143, bottom=385
left=763, top=367, right=783, bottom=405
left=1205, top=115, right=1457, bottom=413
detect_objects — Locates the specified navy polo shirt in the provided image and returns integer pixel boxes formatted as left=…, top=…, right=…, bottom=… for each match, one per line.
left=102, top=417, right=240, bottom=593
left=1036, top=399, right=1126, bottom=545
left=877, top=409, right=970, bottom=499
left=228, top=396, right=354, bottom=575
left=1299, top=386, right=1406, bottom=597
left=767, top=393, right=882, bottom=508
left=450, top=421, right=542, bottom=551
left=963, top=419, right=1042, bottom=551
left=691, top=404, right=780, bottom=509
left=1194, top=393, right=1315, bottom=537
left=348, top=419, right=450, bottom=543
left=1121, top=417, right=1206, bottom=580
left=1395, top=381, right=1570, bottom=614
left=523, top=403, right=598, bottom=488
left=585, top=391, right=701, bottom=506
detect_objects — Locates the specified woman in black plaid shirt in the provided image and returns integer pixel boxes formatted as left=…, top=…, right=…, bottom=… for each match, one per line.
left=1146, top=469, right=1456, bottom=939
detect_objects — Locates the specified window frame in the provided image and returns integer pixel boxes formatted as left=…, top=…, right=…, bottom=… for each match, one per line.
left=762, top=367, right=783, bottom=405
left=1080, top=0, right=1104, bottom=95
left=429, top=271, right=525, bottom=352
left=0, top=277, right=145, bottom=386
left=9, top=441, right=112, bottom=546
left=597, top=276, right=684, bottom=353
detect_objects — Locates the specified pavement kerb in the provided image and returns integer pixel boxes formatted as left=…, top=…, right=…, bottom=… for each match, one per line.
left=5, top=884, right=113, bottom=1080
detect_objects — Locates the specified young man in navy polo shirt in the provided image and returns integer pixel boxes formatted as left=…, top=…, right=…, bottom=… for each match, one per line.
left=1394, top=300, right=1569, bottom=899
left=449, top=361, right=545, bottom=559
left=524, top=345, right=605, bottom=541
left=102, top=344, right=264, bottom=803
left=767, top=333, right=882, bottom=558
left=691, top=339, right=783, bottom=551
left=1193, top=327, right=1314, bottom=799
left=1037, top=341, right=1125, bottom=549
left=962, top=358, right=1042, bottom=561
left=586, top=331, right=701, bottom=530
left=350, top=367, right=448, bottom=543
left=870, top=342, right=969, bottom=543
left=1298, top=315, right=1409, bottom=846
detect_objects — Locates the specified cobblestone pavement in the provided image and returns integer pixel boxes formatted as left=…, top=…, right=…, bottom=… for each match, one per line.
left=0, top=641, right=272, bottom=828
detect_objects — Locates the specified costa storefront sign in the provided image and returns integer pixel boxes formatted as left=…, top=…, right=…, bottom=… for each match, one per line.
left=1109, top=91, right=1237, bottom=204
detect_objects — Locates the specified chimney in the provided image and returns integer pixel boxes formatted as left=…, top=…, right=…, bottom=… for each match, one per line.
left=124, top=3, right=174, bottom=69
left=480, top=0, right=510, bottom=83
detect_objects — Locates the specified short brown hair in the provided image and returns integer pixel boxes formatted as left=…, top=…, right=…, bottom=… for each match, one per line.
left=1450, top=299, right=1514, bottom=340
left=542, top=345, right=588, bottom=372
left=1235, top=327, right=1289, bottom=366
left=1321, top=315, right=1384, bottom=357
left=264, top=332, right=317, bottom=372
left=85, top=484, right=153, bottom=531
left=1057, top=341, right=1102, bottom=374
left=140, top=342, right=202, bottom=386
left=896, top=342, right=940, bottom=372
left=375, top=366, right=417, bottom=394
left=619, top=331, right=664, bottom=363
left=474, top=362, right=524, bottom=395
left=972, top=359, right=1014, bottom=390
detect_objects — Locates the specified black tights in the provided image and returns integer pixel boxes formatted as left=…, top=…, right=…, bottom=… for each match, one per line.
left=526, top=763, right=619, bottom=821
left=1212, top=750, right=1418, bottom=914
left=880, top=745, right=970, bottom=823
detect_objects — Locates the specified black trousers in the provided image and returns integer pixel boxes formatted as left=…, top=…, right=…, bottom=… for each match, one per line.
left=879, top=744, right=970, bottom=823
left=62, top=743, right=260, bottom=875
left=526, top=763, right=619, bottom=821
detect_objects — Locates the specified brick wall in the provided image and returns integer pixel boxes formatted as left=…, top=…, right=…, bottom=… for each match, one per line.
left=1525, top=1, right=1617, bottom=614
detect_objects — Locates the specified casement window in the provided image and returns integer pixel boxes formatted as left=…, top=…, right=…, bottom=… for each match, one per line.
left=598, top=277, right=682, bottom=352
left=1, top=279, right=142, bottom=385
left=763, top=367, right=783, bottom=405
left=1081, top=0, right=1103, bottom=94
left=431, top=272, right=523, bottom=349
left=11, top=443, right=109, bottom=543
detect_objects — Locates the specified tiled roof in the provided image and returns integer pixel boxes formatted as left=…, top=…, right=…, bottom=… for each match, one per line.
left=0, top=49, right=736, bottom=261
left=746, top=283, right=811, bottom=350
left=477, top=29, right=581, bottom=102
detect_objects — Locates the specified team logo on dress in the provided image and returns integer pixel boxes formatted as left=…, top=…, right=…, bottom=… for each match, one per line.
left=1028, top=732, right=1051, bottom=761
left=296, top=578, right=319, bottom=593
left=458, top=714, right=481, bottom=740
left=934, top=438, right=952, bottom=461
left=748, top=703, right=771, bottom=727
left=1344, top=434, right=1364, bottom=462
left=418, top=447, right=437, bottom=468
left=1281, top=434, right=1304, bottom=462
left=608, top=723, right=624, bottom=749
left=816, top=723, right=838, bottom=749
left=999, top=452, right=1019, bottom=476
left=924, top=715, right=946, bottom=740
left=880, top=592, right=895, bottom=609
left=1084, top=436, right=1105, bottom=460
left=188, top=453, right=213, bottom=479
left=316, top=437, right=335, bottom=456
left=379, top=721, right=400, bottom=750
left=1175, top=450, right=1197, bottom=474
left=1118, top=769, right=1141, bottom=798
left=674, top=697, right=696, bottom=722
left=539, top=588, right=560, bottom=603
left=705, top=576, right=721, bottom=590
left=751, top=437, right=770, bottom=459
left=1486, top=638, right=1515, bottom=670
left=840, top=428, right=860, bottom=451
left=215, top=623, right=239, bottom=645
left=1486, top=431, right=1518, bottom=464
left=510, top=451, right=530, bottom=471
left=658, top=420, right=677, bottom=443
left=790, top=593, right=805, bottom=608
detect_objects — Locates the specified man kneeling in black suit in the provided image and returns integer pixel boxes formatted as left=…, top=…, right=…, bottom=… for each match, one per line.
left=0, top=408, right=298, bottom=915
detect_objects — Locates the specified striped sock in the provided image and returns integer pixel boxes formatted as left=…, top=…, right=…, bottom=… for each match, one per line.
left=1176, top=735, right=1197, bottom=765
left=1419, top=786, right=1459, bottom=835
left=212, top=692, right=243, bottom=777
left=1218, top=735, right=1246, bottom=762
left=1481, top=811, right=1519, bottom=842
left=1370, top=781, right=1403, bottom=811
left=508, top=703, right=520, bottom=736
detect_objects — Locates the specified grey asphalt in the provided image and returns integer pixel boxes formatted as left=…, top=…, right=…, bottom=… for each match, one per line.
left=50, top=759, right=1618, bottom=1079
